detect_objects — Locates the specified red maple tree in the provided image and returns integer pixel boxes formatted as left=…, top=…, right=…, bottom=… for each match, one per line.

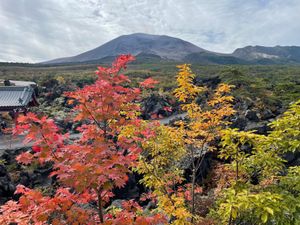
left=0, top=55, right=165, bottom=224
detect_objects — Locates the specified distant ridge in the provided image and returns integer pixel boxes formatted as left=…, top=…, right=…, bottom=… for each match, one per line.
left=42, top=33, right=300, bottom=65
left=43, top=33, right=207, bottom=64
left=232, top=45, right=300, bottom=64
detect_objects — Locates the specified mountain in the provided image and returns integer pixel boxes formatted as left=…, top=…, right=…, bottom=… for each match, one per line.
left=42, top=33, right=300, bottom=65
left=232, top=46, right=300, bottom=64
left=184, top=52, right=248, bottom=65
left=43, top=33, right=207, bottom=64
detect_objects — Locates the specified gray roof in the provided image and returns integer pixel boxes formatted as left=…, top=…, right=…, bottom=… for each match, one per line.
left=0, top=86, right=37, bottom=110
left=9, top=80, right=37, bottom=86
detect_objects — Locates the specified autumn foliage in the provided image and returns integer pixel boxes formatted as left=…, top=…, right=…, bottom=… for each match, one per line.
left=2, top=54, right=297, bottom=225
left=174, top=64, right=235, bottom=222
left=0, top=55, right=166, bottom=224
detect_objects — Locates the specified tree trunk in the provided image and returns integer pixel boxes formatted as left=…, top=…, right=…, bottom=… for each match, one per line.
left=191, top=167, right=196, bottom=224
left=228, top=213, right=233, bottom=225
left=97, top=189, right=104, bottom=223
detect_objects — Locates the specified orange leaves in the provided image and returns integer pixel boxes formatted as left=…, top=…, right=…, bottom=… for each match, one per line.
left=174, top=64, right=205, bottom=103
left=112, top=54, right=135, bottom=70
left=216, top=83, right=234, bottom=93
left=67, top=99, right=75, bottom=105
left=175, top=65, right=235, bottom=149
left=173, top=64, right=235, bottom=221
left=0, top=200, right=30, bottom=225
left=104, top=200, right=166, bottom=225
left=15, top=185, right=31, bottom=195
left=15, top=113, right=63, bottom=163
left=208, top=83, right=235, bottom=108
left=139, top=77, right=159, bottom=89
left=1, top=54, right=168, bottom=224
left=16, top=151, right=34, bottom=165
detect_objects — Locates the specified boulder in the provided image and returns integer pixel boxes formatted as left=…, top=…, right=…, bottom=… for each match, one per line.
left=284, top=151, right=300, bottom=166
left=0, top=165, right=16, bottom=204
left=230, top=116, right=247, bottom=130
left=142, top=94, right=173, bottom=119
left=113, top=173, right=141, bottom=200
left=260, top=109, right=275, bottom=120
left=245, top=122, right=271, bottom=135
left=245, top=110, right=259, bottom=122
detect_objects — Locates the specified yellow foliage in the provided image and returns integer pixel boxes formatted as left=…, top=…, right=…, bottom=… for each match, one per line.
left=135, top=125, right=192, bottom=224
left=56, top=75, right=66, bottom=85
left=175, top=64, right=235, bottom=151
left=174, top=64, right=205, bottom=104
left=174, top=64, right=235, bottom=223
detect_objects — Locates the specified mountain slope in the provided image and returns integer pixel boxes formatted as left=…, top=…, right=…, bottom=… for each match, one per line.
left=233, top=46, right=300, bottom=64
left=184, top=52, right=248, bottom=65
left=42, top=33, right=300, bottom=65
left=43, top=33, right=207, bottom=64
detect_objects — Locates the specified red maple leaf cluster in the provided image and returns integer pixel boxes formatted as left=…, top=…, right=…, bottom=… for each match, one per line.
left=0, top=55, right=164, bottom=224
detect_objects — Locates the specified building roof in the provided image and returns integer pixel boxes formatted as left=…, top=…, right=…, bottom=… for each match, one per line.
left=9, top=80, right=37, bottom=86
left=0, top=86, right=38, bottom=111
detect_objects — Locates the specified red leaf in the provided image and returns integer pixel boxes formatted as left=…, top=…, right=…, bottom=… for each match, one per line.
left=16, top=152, right=33, bottom=165
left=139, top=77, right=159, bottom=89
left=32, top=145, right=41, bottom=153
left=163, top=106, right=172, bottom=112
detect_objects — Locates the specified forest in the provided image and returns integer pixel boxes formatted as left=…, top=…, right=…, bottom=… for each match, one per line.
left=0, top=55, right=300, bottom=224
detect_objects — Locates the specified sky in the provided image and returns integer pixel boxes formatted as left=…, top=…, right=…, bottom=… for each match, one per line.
left=1, top=0, right=300, bottom=63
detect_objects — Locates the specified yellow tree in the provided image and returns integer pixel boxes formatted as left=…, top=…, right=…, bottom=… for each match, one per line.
left=123, top=121, right=192, bottom=224
left=174, top=64, right=235, bottom=222
left=212, top=100, right=300, bottom=224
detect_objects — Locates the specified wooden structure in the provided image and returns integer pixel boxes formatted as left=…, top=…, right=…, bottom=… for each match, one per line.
left=0, top=84, right=38, bottom=137
left=0, top=86, right=38, bottom=113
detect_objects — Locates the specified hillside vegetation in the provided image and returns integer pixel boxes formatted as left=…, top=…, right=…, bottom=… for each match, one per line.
left=1, top=62, right=300, bottom=107
left=0, top=56, right=299, bottom=224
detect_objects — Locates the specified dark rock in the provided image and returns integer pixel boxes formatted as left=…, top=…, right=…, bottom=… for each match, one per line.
left=30, top=163, right=53, bottom=186
left=260, top=109, right=275, bottom=120
left=285, top=151, right=300, bottom=166
left=240, top=143, right=252, bottom=154
left=2, top=148, right=26, bottom=165
left=245, top=110, right=259, bottom=122
left=142, top=94, right=173, bottom=119
left=245, top=122, right=271, bottom=135
left=113, top=173, right=141, bottom=200
left=195, top=76, right=221, bottom=89
left=34, top=163, right=53, bottom=175
left=184, top=152, right=212, bottom=184
left=3, top=80, right=11, bottom=86
left=0, top=165, right=16, bottom=204
left=290, top=158, right=300, bottom=166
left=18, top=171, right=31, bottom=186
left=110, top=199, right=123, bottom=209
left=230, top=116, right=247, bottom=130
left=283, top=152, right=296, bottom=163
left=233, top=99, right=250, bottom=111
left=0, top=148, right=56, bottom=205
left=0, top=165, right=7, bottom=176
left=144, top=201, right=156, bottom=211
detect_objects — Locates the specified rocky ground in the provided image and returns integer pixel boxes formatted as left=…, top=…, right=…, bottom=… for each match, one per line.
left=1, top=76, right=299, bottom=216
left=0, top=97, right=291, bottom=204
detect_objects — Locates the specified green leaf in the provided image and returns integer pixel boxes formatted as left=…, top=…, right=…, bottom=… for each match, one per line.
left=261, top=212, right=268, bottom=223
left=231, top=208, right=237, bottom=219
left=264, top=207, right=274, bottom=215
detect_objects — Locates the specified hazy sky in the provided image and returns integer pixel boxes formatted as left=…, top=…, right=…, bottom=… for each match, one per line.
left=1, top=0, right=300, bottom=62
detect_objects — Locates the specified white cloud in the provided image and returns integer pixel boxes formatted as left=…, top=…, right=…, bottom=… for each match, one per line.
left=0, top=0, right=299, bottom=62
